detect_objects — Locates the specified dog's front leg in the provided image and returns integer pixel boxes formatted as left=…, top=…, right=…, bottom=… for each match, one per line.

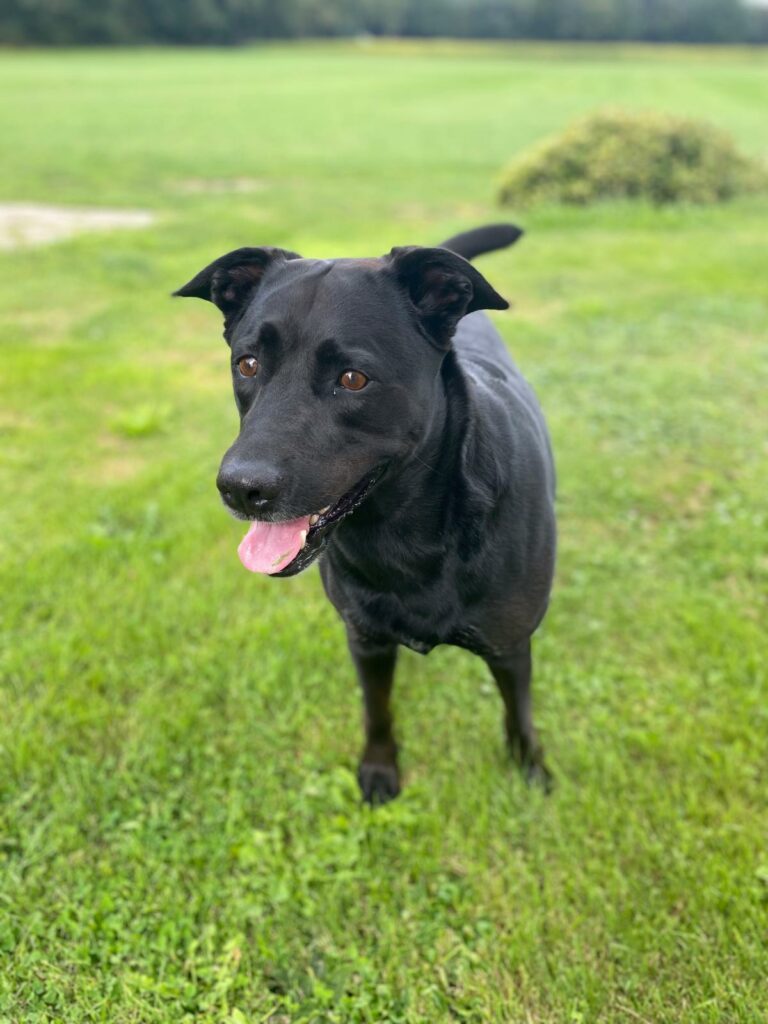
left=485, top=639, right=553, bottom=791
left=346, top=624, right=400, bottom=805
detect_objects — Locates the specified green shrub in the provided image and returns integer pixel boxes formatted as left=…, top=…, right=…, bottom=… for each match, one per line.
left=498, top=110, right=768, bottom=207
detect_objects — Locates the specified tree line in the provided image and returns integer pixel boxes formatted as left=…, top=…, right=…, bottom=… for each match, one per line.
left=3, top=0, right=767, bottom=46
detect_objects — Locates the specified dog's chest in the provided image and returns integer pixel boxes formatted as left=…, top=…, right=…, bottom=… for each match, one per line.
left=322, top=495, right=489, bottom=655
left=324, top=561, right=472, bottom=655
left=346, top=597, right=486, bottom=655
left=346, top=594, right=447, bottom=655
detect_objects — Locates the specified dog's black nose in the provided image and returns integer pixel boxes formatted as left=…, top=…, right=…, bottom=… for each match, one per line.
left=216, top=459, right=284, bottom=517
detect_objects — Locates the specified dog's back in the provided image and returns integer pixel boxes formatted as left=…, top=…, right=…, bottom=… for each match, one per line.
left=442, top=225, right=555, bottom=500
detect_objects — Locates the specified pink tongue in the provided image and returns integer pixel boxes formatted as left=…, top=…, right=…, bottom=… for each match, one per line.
left=237, top=515, right=312, bottom=575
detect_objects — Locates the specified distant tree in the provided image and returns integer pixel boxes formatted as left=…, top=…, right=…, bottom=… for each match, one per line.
left=0, top=0, right=766, bottom=46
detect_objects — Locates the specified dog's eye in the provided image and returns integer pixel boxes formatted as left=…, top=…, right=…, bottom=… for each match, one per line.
left=237, top=356, right=259, bottom=378
left=339, top=370, right=369, bottom=391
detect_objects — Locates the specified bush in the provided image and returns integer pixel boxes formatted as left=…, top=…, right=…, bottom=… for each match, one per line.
left=498, top=110, right=768, bottom=207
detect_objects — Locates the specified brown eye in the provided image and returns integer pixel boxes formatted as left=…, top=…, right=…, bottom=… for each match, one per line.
left=339, top=370, right=369, bottom=391
left=237, top=355, right=259, bottom=378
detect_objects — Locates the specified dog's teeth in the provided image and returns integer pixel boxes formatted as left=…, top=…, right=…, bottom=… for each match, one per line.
left=299, top=530, right=307, bottom=549
left=309, top=514, right=319, bottom=526
left=320, top=505, right=331, bottom=514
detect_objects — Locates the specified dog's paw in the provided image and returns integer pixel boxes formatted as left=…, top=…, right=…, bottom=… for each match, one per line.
left=357, top=761, right=401, bottom=806
left=523, top=758, right=554, bottom=794
left=507, top=737, right=554, bottom=794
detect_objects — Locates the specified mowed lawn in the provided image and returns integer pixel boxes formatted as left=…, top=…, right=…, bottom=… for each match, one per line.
left=1, top=41, right=767, bottom=1023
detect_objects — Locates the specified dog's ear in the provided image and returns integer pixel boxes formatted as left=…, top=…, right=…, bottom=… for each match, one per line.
left=387, top=246, right=508, bottom=350
left=173, top=246, right=301, bottom=326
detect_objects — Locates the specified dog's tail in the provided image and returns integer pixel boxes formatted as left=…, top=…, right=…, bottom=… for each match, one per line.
left=438, top=223, right=523, bottom=262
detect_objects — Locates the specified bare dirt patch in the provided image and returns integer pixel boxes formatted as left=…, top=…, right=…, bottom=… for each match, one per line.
left=174, top=177, right=265, bottom=195
left=0, top=203, right=154, bottom=250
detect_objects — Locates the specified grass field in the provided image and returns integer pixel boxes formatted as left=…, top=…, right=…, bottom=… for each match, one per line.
left=1, top=40, right=767, bottom=1023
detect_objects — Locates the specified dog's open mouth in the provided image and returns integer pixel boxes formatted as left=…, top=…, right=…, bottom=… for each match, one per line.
left=236, top=469, right=381, bottom=578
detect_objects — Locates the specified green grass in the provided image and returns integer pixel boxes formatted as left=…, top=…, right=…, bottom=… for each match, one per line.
left=1, top=40, right=767, bottom=1023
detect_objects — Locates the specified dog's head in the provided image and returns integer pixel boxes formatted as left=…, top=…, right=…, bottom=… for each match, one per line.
left=174, top=244, right=508, bottom=576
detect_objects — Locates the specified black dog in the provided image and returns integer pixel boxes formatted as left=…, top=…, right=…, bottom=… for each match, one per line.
left=175, top=224, right=556, bottom=803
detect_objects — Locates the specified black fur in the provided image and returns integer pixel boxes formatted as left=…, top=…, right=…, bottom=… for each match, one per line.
left=175, top=224, right=556, bottom=802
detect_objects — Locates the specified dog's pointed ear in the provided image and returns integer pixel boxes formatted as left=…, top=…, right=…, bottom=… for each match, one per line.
left=387, top=246, right=508, bottom=350
left=173, top=246, right=301, bottom=325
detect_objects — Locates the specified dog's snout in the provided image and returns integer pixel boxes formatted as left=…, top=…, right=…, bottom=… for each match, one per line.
left=217, top=458, right=284, bottom=517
